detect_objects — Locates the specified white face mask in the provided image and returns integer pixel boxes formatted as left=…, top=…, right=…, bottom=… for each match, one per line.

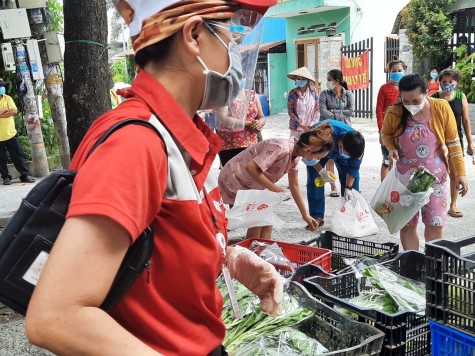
left=404, top=100, right=425, bottom=116
left=326, top=80, right=335, bottom=90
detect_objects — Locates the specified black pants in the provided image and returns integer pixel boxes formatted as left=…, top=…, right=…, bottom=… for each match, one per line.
left=208, top=345, right=228, bottom=356
left=0, top=136, right=30, bottom=180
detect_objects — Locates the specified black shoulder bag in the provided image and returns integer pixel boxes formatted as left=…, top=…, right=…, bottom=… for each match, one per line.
left=0, top=119, right=165, bottom=315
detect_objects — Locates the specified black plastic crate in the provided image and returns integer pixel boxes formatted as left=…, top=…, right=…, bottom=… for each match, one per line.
left=288, top=282, right=385, bottom=355
left=425, top=236, right=475, bottom=336
left=300, top=230, right=399, bottom=273
left=303, top=251, right=430, bottom=356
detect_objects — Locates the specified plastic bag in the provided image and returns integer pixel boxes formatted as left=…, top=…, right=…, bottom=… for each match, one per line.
left=370, top=164, right=433, bottom=234
left=226, top=190, right=285, bottom=230
left=330, top=190, right=379, bottom=238
left=234, top=327, right=328, bottom=355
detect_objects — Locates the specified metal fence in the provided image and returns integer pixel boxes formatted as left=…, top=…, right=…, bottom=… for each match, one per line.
left=341, top=37, right=373, bottom=118
left=385, top=37, right=400, bottom=81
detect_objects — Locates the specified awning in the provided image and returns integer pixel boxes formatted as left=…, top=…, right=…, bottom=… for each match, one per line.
left=241, top=40, right=286, bottom=53
left=111, top=48, right=134, bottom=60
left=111, top=40, right=286, bottom=59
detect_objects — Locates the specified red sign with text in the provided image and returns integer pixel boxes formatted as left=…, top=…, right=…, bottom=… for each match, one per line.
left=341, top=50, right=369, bottom=90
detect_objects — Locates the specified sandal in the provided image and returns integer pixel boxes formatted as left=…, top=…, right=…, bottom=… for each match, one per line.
left=448, top=209, right=464, bottom=218
left=305, top=218, right=324, bottom=230
left=330, top=189, right=340, bottom=197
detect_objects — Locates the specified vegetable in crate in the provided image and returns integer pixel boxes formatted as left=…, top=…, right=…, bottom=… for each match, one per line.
left=233, top=327, right=328, bottom=355
left=359, top=264, right=426, bottom=313
left=406, top=167, right=437, bottom=193
left=218, top=277, right=314, bottom=353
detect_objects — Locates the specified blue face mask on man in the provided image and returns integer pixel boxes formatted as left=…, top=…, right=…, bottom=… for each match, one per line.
left=0, top=87, right=5, bottom=95
left=339, top=147, right=351, bottom=159
left=389, top=72, right=404, bottom=83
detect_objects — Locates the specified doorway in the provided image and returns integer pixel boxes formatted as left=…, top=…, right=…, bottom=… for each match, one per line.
left=295, top=38, right=319, bottom=84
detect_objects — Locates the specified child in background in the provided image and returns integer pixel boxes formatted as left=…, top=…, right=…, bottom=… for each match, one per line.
left=219, top=123, right=334, bottom=240
left=376, top=59, right=407, bottom=181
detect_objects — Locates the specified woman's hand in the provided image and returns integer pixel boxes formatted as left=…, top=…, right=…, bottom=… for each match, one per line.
left=388, top=149, right=399, bottom=161
left=455, top=176, right=468, bottom=197
left=249, top=117, right=265, bottom=133
left=302, top=214, right=318, bottom=231
left=467, top=143, right=474, bottom=157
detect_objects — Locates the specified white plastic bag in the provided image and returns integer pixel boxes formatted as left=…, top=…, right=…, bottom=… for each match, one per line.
left=370, top=165, right=433, bottom=234
left=226, top=190, right=285, bottom=230
left=331, top=190, right=379, bottom=238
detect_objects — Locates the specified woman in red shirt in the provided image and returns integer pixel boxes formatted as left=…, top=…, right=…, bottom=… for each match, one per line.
left=427, top=67, right=440, bottom=96
left=376, top=59, right=406, bottom=181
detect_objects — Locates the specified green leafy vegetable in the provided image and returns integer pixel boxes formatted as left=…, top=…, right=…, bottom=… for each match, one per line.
left=407, top=167, right=437, bottom=193
left=233, top=327, right=328, bottom=355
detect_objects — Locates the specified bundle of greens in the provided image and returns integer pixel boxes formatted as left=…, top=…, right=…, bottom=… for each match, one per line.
left=217, top=277, right=315, bottom=353
left=233, top=327, right=328, bottom=355
left=406, top=167, right=437, bottom=193
left=346, top=264, right=425, bottom=314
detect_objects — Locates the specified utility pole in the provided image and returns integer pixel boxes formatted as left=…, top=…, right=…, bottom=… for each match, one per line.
left=28, top=9, right=71, bottom=168
left=13, top=42, right=49, bottom=177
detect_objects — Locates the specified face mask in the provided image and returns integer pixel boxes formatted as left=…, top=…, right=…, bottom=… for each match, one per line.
left=197, top=42, right=243, bottom=110
left=0, top=87, right=5, bottom=95
left=296, top=79, right=308, bottom=88
left=389, top=72, right=405, bottom=83
left=302, top=157, right=319, bottom=166
left=430, top=72, right=438, bottom=79
left=404, top=100, right=425, bottom=116
left=339, top=150, right=350, bottom=159
left=441, top=82, right=457, bottom=93
left=326, top=81, right=335, bottom=90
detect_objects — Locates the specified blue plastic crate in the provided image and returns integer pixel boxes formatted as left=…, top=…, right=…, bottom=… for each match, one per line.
left=430, top=321, right=475, bottom=356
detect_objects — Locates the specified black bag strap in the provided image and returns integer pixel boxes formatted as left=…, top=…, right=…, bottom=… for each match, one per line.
left=87, top=119, right=166, bottom=159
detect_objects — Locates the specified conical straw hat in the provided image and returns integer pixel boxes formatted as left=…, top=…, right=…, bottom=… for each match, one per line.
left=287, top=67, right=315, bottom=83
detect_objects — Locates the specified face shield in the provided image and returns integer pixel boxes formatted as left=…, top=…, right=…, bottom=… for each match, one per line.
left=211, top=9, right=264, bottom=131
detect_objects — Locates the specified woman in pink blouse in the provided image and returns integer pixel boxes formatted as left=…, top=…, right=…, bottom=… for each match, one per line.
left=216, top=90, right=266, bottom=166
left=287, top=67, right=320, bottom=139
left=218, top=123, right=334, bottom=240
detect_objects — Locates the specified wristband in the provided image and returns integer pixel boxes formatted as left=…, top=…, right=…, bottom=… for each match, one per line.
left=346, top=185, right=353, bottom=190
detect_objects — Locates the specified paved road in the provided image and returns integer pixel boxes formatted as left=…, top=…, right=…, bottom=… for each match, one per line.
left=1, top=113, right=475, bottom=355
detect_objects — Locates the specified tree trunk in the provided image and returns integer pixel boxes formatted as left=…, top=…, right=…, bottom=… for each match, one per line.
left=63, top=0, right=110, bottom=157
left=45, top=68, right=71, bottom=168
left=29, top=19, right=71, bottom=169
left=14, top=43, right=49, bottom=177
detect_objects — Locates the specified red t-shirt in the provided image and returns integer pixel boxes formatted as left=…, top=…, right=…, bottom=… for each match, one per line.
left=376, top=82, right=399, bottom=131
left=67, top=71, right=227, bottom=355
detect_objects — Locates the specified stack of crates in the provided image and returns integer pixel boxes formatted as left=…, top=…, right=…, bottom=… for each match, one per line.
left=292, top=230, right=399, bottom=283
left=303, top=251, right=431, bottom=355
left=426, top=236, right=475, bottom=355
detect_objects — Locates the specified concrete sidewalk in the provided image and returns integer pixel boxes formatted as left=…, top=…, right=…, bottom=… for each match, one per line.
left=1, top=113, right=475, bottom=356
left=0, top=178, right=42, bottom=228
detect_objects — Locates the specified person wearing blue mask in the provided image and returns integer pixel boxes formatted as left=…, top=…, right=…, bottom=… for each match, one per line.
left=305, top=119, right=365, bottom=230
left=427, top=67, right=440, bottom=96
left=0, top=78, right=35, bottom=185
left=287, top=66, right=320, bottom=140
left=376, top=59, right=406, bottom=181
left=432, top=69, right=474, bottom=219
